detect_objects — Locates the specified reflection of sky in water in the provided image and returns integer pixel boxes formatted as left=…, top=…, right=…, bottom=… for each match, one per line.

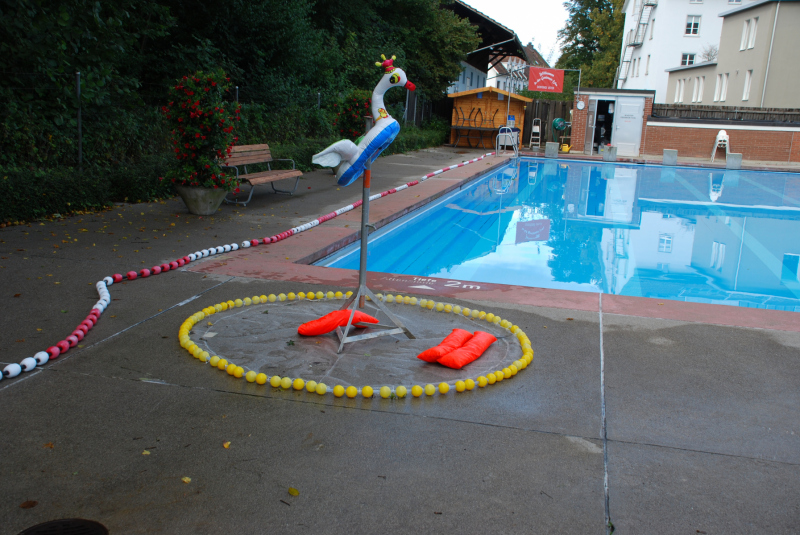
left=319, top=158, right=800, bottom=312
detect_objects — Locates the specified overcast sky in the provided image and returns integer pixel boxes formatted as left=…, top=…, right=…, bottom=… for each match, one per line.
left=461, top=0, right=570, bottom=65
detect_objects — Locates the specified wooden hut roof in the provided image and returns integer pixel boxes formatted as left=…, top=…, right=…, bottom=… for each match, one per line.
left=447, top=86, right=532, bottom=102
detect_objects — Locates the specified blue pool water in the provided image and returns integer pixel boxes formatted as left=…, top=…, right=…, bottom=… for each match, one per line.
left=318, top=158, right=800, bottom=311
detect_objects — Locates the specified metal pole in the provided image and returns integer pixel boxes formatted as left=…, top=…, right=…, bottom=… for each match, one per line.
left=576, top=69, right=581, bottom=96
left=318, top=92, right=321, bottom=109
left=358, top=161, right=371, bottom=309
left=235, top=86, right=239, bottom=103
left=76, top=72, right=82, bottom=173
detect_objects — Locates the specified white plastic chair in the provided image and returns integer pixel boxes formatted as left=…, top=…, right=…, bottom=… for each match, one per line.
left=710, top=130, right=730, bottom=162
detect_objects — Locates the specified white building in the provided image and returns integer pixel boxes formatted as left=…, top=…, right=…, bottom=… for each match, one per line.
left=616, top=0, right=755, bottom=103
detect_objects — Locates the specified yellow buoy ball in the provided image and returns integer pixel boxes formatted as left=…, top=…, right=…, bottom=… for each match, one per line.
left=260, top=295, right=268, bottom=302
left=252, top=296, right=260, bottom=304
left=226, top=300, right=235, bottom=309
left=486, top=313, right=495, bottom=322
left=513, top=360, right=523, bottom=370
left=455, top=380, right=466, bottom=392
left=256, top=373, right=268, bottom=385
left=333, top=385, right=345, bottom=397
left=292, top=378, right=305, bottom=390
left=478, top=376, right=488, bottom=387
left=270, top=375, right=282, bottom=387
left=420, top=299, right=428, bottom=307
left=278, top=293, right=287, bottom=301
left=287, top=292, right=296, bottom=301
left=410, top=297, right=418, bottom=305
left=501, top=319, right=510, bottom=328
left=209, top=356, right=220, bottom=367
left=380, top=386, right=391, bottom=398
left=396, top=385, right=407, bottom=398
left=220, top=302, right=229, bottom=311
left=478, top=311, right=486, bottom=319
left=465, top=378, right=476, bottom=390
left=395, top=294, right=403, bottom=302
left=495, top=370, right=505, bottom=381
left=226, top=363, right=237, bottom=375
left=463, top=307, right=471, bottom=316
left=217, top=359, right=229, bottom=370
left=444, top=304, right=453, bottom=313
left=403, top=296, right=411, bottom=305
left=345, top=291, right=353, bottom=298
left=234, top=366, right=244, bottom=378
left=199, top=353, right=209, bottom=363
left=267, top=294, right=277, bottom=302
left=192, top=346, right=203, bottom=357
left=306, top=292, right=314, bottom=301
left=426, top=301, right=435, bottom=310
left=453, top=305, right=462, bottom=315
left=231, top=299, right=240, bottom=308
left=509, top=365, right=518, bottom=376
left=424, top=384, right=436, bottom=396
left=315, top=291, right=324, bottom=299
left=316, top=382, right=327, bottom=395
left=362, top=386, right=374, bottom=398
left=326, top=291, right=334, bottom=299
left=214, top=304, right=223, bottom=312
left=493, top=317, right=502, bottom=325
left=435, top=302, right=444, bottom=312
left=487, top=373, right=497, bottom=385
left=245, top=370, right=256, bottom=382
left=439, top=382, right=450, bottom=394
left=335, top=291, right=343, bottom=299
left=345, top=386, right=358, bottom=398
left=471, top=309, right=480, bottom=318
left=502, top=367, right=512, bottom=378
left=306, top=380, right=317, bottom=393
left=297, top=292, right=306, bottom=300
left=386, top=295, right=395, bottom=303
left=411, top=385, right=423, bottom=397
left=280, top=377, right=292, bottom=389
left=243, top=297, right=252, bottom=306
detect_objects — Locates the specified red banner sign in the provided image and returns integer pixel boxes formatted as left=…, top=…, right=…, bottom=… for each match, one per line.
left=528, top=68, right=564, bottom=93
left=515, top=219, right=551, bottom=244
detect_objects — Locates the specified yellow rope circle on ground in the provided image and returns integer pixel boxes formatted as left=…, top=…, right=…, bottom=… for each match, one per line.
left=178, top=291, right=534, bottom=398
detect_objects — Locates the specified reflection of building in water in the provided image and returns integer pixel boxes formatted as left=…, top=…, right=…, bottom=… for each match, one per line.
left=561, top=162, right=800, bottom=309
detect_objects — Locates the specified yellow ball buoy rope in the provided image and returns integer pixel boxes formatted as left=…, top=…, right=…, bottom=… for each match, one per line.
left=178, top=291, right=534, bottom=402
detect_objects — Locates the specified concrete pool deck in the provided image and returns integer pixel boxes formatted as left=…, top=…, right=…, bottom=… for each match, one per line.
left=1, top=146, right=798, bottom=534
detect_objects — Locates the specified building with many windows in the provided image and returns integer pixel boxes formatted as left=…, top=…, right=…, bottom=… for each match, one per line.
left=666, top=0, right=800, bottom=107
left=616, top=0, right=755, bottom=102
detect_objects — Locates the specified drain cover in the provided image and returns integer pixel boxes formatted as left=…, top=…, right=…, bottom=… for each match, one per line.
left=18, top=519, right=108, bottom=535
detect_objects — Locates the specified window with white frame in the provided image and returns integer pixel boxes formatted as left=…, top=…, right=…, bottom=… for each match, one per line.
left=650, top=19, right=655, bottom=39
left=681, top=53, right=696, bottom=66
left=658, top=234, right=673, bottom=253
left=720, top=73, right=729, bottom=101
left=714, top=73, right=722, bottom=101
left=740, top=19, right=750, bottom=50
left=636, top=57, right=641, bottom=77
left=645, top=55, right=650, bottom=75
left=748, top=17, right=758, bottom=48
left=743, top=70, right=752, bottom=101
left=679, top=79, right=686, bottom=103
left=692, top=77, right=699, bottom=102
left=657, top=263, right=670, bottom=272
left=674, top=79, right=681, bottom=102
left=697, top=76, right=705, bottom=102
left=782, top=253, right=800, bottom=282
left=686, top=15, right=700, bottom=35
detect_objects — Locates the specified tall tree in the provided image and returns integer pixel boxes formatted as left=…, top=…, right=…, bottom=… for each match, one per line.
left=555, top=0, right=624, bottom=88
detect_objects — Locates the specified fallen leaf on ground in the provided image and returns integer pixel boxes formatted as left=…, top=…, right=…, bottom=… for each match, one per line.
left=19, top=500, right=38, bottom=509
left=43, top=442, right=54, bottom=449
left=288, top=487, right=299, bottom=496
left=181, top=477, right=191, bottom=484
left=223, top=441, right=231, bottom=449
left=13, top=293, right=20, bottom=297
left=142, top=450, right=150, bottom=455
left=207, top=322, right=213, bottom=326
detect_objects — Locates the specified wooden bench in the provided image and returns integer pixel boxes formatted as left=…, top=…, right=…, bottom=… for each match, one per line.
left=221, top=144, right=302, bottom=206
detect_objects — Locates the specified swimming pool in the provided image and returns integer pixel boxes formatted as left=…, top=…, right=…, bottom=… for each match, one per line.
left=318, top=158, right=800, bottom=312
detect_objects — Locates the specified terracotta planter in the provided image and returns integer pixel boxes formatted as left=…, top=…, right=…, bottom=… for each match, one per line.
left=175, top=185, right=228, bottom=215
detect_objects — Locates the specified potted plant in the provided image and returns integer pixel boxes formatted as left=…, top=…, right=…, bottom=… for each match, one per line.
left=161, top=69, right=241, bottom=215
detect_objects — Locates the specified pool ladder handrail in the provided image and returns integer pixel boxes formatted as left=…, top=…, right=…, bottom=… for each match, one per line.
left=496, top=126, right=519, bottom=158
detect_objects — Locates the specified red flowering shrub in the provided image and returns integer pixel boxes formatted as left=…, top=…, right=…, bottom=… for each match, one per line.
left=332, top=89, right=371, bottom=141
left=161, top=69, right=241, bottom=191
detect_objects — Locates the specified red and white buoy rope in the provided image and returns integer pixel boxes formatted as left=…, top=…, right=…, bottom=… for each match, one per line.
left=1, top=151, right=496, bottom=380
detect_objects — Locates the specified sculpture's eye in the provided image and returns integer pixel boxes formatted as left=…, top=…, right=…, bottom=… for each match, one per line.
left=390, top=73, right=399, bottom=84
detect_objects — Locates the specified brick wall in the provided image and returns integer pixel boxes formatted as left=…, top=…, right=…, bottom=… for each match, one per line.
left=571, top=94, right=590, bottom=152
left=642, top=125, right=800, bottom=162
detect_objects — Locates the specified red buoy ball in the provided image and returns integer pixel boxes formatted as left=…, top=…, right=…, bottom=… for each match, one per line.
left=183, top=256, right=191, bottom=263
left=76, top=325, right=88, bottom=335
left=250, top=239, right=259, bottom=247
left=66, top=335, right=79, bottom=347
left=160, top=263, right=170, bottom=272
left=169, top=261, right=179, bottom=269
left=126, top=271, right=138, bottom=280
left=47, top=346, right=61, bottom=359
left=139, top=269, right=150, bottom=278
left=113, top=274, right=123, bottom=283
left=72, top=329, right=85, bottom=341
left=151, top=266, right=162, bottom=275
left=176, top=259, right=185, bottom=267
left=56, top=340, right=70, bottom=353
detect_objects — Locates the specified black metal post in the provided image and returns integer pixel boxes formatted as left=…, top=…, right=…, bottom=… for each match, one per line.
left=235, top=86, right=239, bottom=103
left=76, top=72, right=82, bottom=173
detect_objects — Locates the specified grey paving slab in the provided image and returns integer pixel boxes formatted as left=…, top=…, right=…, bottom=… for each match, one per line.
left=603, top=314, right=800, bottom=464
left=0, top=371, right=604, bottom=534
left=607, top=440, right=800, bottom=534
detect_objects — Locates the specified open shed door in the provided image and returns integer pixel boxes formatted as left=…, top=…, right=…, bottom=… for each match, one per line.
left=612, top=97, right=644, bottom=157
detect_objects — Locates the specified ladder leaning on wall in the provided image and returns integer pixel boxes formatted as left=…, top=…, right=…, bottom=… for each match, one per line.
left=615, top=0, right=658, bottom=88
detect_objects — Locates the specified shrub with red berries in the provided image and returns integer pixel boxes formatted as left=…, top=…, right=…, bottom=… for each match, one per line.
left=160, top=69, right=241, bottom=191
left=332, top=89, right=371, bottom=141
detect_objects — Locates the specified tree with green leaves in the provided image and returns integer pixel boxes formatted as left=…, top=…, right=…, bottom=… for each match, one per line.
left=555, top=0, right=624, bottom=88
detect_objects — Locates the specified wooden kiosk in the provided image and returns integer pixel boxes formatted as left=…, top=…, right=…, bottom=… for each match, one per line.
left=448, top=87, right=532, bottom=149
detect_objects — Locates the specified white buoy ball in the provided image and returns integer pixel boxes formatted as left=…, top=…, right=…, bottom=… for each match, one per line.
left=20, top=357, right=37, bottom=371
left=223, top=245, right=232, bottom=252
left=4, top=363, right=22, bottom=378
left=34, top=352, right=49, bottom=365
left=231, top=243, right=239, bottom=251
left=103, top=276, right=113, bottom=286
left=216, top=246, right=224, bottom=254
left=241, top=241, right=250, bottom=248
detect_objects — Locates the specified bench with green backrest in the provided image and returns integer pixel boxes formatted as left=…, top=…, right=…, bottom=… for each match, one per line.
left=221, top=144, right=302, bottom=206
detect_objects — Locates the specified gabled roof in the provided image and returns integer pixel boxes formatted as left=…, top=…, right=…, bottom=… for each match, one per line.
left=447, top=86, right=533, bottom=102
left=523, top=43, right=549, bottom=68
left=446, top=1, right=528, bottom=61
